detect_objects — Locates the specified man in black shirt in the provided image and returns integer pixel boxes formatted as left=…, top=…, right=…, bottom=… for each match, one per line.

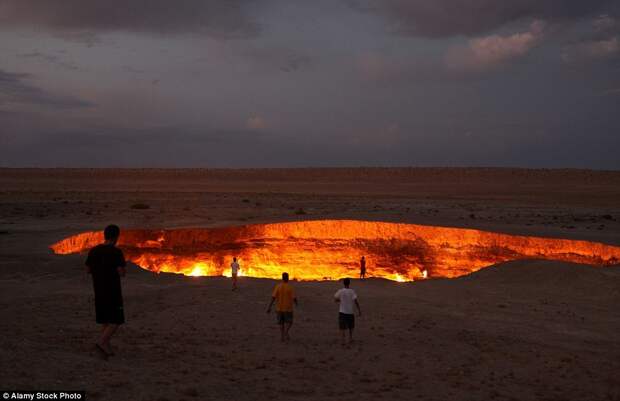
left=85, top=224, right=126, bottom=358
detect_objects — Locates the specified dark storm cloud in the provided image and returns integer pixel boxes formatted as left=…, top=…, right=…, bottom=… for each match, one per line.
left=0, top=0, right=260, bottom=39
left=121, top=66, right=146, bottom=74
left=349, top=0, right=615, bottom=37
left=54, top=31, right=102, bottom=47
left=561, top=36, right=619, bottom=63
left=561, top=14, right=620, bottom=63
left=192, top=45, right=312, bottom=73
left=0, top=69, right=92, bottom=109
left=244, top=48, right=312, bottom=73
left=279, top=54, right=312, bottom=73
left=16, top=52, right=82, bottom=71
left=1, top=2, right=619, bottom=169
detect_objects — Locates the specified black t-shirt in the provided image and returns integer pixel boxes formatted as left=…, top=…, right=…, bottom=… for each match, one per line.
left=85, top=244, right=126, bottom=299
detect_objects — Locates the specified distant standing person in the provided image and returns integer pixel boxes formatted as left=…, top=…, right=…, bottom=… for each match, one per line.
left=85, top=224, right=126, bottom=359
left=231, top=257, right=240, bottom=291
left=334, top=278, right=361, bottom=345
left=360, top=256, right=366, bottom=279
left=266, top=272, right=298, bottom=342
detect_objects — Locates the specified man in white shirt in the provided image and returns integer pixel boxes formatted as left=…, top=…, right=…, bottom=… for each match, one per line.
left=231, top=257, right=240, bottom=291
left=334, top=278, right=362, bottom=345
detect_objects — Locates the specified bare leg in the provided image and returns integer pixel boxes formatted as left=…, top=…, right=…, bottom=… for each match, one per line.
left=340, top=329, right=346, bottom=345
left=97, top=324, right=110, bottom=353
left=232, top=275, right=237, bottom=290
left=95, top=324, right=110, bottom=356
left=284, top=322, right=292, bottom=342
left=97, top=324, right=108, bottom=345
left=98, top=324, right=119, bottom=354
left=348, top=328, right=354, bottom=344
left=280, top=324, right=286, bottom=342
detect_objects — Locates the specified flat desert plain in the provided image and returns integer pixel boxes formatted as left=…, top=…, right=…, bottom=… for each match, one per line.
left=1, top=168, right=619, bottom=401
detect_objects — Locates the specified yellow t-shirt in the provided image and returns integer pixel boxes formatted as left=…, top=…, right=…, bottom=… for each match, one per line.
left=272, top=283, right=295, bottom=312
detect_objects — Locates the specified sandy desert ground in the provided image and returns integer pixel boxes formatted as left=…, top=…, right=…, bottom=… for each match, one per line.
left=1, top=168, right=619, bottom=401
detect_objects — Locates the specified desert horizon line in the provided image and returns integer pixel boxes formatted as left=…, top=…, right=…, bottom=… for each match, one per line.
left=1, top=166, right=620, bottom=173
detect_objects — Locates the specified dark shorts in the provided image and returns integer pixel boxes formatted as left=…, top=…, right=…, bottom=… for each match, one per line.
left=95, top=297, right=125, bottom=325
left=93, top=275, right=124, bottom=325
left=277, top=311, right=293, bottom=325
left=339, top=313, right=355, bottom=330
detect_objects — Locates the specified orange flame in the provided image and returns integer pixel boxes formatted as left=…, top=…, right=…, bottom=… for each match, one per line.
left=50, top=220, right=620, bottom=281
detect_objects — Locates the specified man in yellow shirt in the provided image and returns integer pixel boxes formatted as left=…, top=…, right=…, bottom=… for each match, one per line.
left=266, top=272, right=298, bottom=342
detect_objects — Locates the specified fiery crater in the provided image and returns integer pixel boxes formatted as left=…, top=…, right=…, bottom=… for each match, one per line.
left=51, top=220, right=620, bottom=281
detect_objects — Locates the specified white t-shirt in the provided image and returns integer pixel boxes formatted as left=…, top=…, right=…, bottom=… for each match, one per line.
left=231, top=261, right=240, bottom=275
left=334, top=288, right=357, bottom=315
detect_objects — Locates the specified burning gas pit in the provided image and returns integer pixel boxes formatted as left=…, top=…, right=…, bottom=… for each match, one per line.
left=51, top=220, right=620, bottom=281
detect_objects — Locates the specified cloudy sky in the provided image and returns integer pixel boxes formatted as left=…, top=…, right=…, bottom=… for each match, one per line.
left=1, top=0, right=619, bottom=168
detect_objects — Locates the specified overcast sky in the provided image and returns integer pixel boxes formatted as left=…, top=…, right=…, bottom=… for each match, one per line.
left=1, top=0, right=619, bottom=168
